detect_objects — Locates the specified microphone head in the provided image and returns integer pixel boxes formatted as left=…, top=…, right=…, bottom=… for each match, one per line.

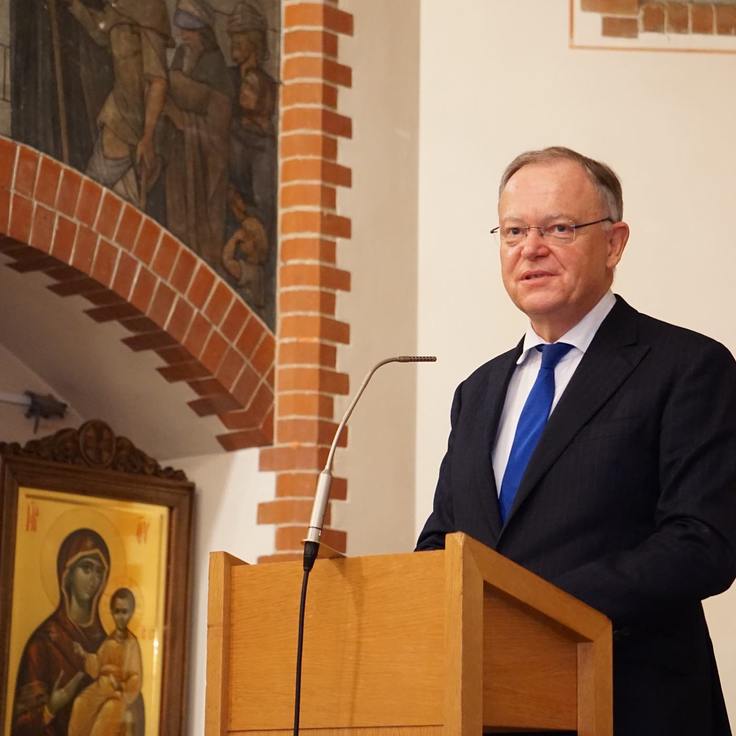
left=396, top=355, right=437, bottom=362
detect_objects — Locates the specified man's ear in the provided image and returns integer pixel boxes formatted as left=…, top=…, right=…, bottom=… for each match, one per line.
left=607, top=221, right=629, bottom=269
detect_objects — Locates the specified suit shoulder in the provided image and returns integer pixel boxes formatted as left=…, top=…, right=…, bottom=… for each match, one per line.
left=634, top=310, right=735, bottom=364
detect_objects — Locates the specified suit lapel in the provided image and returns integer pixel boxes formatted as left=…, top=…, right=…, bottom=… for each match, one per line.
left=472, top=343, right=522, bottom=542
left=502, top=298, right=650, bottom=529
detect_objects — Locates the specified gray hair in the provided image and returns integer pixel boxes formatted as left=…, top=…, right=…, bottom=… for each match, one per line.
left=498, top=146, right=623, bottom=221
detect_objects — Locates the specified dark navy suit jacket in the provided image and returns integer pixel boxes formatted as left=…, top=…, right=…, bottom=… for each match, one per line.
left=417, top=297, right=736, bottom=735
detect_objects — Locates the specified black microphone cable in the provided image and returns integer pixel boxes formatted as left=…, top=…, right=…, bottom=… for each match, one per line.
left=293, top=541, right=318, bottom=735
left=291, top=355, right=436, bottom=735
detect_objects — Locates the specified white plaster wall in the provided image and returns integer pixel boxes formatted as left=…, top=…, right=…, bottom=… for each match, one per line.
left=0, top=341, right=83, bottom=441
left=166, top=448, right=275, bottom=736
left=333, top=0, right=421, bottom=556
left=414, top=0, right=736, bottom=719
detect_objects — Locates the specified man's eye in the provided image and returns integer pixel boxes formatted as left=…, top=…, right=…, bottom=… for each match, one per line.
left=548, top=223, right=573, bottom=235
left=504, top=226, right=522, bottom=237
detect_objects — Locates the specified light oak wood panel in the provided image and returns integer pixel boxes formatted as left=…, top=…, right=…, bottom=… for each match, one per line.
left=227, top=551, right=446, bottom=731
left=206, top=552, right=248, bottom=736
left=206, top=534, right=612, bottom=736
left=483, top=592, right=577, bottom=731
left=458, top=535, right=611, bottom=735
left=577, top=638, right=612, bottom=736
left=462, top=535, right=610, bottom=642
left=229, top=728, right=443, bottom=735
left=443, top=539, right=483, bottom=735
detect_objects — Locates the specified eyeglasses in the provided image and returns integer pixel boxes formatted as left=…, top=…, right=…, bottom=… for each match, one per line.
left=490, top=217, right=613, bottom=246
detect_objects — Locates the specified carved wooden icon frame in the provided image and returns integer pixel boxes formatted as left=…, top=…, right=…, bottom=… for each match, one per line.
left=0, top=420, right=194, bottom=736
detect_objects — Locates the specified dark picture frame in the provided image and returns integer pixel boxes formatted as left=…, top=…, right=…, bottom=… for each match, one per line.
left=0, top=420, right=194, bottom=736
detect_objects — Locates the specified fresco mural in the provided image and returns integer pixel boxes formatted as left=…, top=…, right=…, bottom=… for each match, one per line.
left=6, top=0, right=279, bottom=329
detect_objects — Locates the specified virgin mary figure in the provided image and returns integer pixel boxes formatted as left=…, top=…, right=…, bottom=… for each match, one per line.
left=11, top=528, right=110, bottom=736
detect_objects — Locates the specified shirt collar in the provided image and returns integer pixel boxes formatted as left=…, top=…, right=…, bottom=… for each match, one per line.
left=516, top=291, right=617, bottom=365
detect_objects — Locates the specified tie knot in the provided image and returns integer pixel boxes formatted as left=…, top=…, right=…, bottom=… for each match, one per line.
left=537, top=342, right=574, bottom=369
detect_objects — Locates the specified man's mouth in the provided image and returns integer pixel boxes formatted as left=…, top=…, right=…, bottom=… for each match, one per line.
left=521, top=271, right=553, bottom=281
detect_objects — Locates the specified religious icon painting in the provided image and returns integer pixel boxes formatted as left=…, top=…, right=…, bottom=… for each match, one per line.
left=0, top=420, right=194, bottom=736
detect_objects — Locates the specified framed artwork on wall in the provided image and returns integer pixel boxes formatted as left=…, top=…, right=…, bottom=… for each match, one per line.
left=0, top=420, right=194, bottom=736
left=570, top=0, right=736, bottom=53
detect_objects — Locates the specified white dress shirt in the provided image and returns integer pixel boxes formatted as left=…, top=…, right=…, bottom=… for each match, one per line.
left=491, top=291, right=616, bottom=495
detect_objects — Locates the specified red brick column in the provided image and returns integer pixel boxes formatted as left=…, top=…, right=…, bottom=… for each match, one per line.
left=257, top=0, right=353, bottom=562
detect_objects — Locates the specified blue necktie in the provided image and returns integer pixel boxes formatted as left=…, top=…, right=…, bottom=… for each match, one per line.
left=498, top=342, right=574, bottom=523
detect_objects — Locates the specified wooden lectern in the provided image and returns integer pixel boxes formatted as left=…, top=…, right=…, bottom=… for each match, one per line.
left=205, top=532, right=612, bottom=735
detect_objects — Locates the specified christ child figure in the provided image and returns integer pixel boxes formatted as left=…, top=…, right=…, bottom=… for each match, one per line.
left=68, top=588, right=143, bottom=736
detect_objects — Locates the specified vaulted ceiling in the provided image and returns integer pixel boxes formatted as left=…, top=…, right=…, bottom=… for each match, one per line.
left=0, top=259, right=223, bottom=460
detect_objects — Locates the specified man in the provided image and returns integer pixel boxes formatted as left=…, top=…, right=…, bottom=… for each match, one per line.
left=64, top=0, right=170, bottom=207
left=416, top=147, right=736, bottom=735
left=225, top=1, right=278, bottom=323
left=226, top=1, right=278, bottom=211
left=161, top=0, right=233, bottom=265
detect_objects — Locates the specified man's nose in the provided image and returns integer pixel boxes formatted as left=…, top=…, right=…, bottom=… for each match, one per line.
left=520, top=227, right=549, bottom=257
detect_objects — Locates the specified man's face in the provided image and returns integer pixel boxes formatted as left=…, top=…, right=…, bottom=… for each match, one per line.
left=178, top=27, right=202, bottom=50
left=498, top=159, right=628, bottom=340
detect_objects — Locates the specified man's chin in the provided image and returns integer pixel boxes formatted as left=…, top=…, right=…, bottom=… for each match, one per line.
left=514, top=293, right=565, bottom=319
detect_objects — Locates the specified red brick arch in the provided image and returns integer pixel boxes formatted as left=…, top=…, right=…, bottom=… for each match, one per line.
left=0, top=0, right=356, bottom=560
left=0, top=136, right=274, bottom=450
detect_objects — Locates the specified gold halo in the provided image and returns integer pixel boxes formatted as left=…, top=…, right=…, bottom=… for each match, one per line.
left=41, top=507, right=127, bottom=609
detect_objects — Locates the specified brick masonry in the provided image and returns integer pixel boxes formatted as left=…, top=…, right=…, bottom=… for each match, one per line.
left=256, top=0, right=354, bottom=562
left=0, top=0, right=355, bottom=564
left=0, top=136, right=275, bottom=452
left=581, top=1, right=736, bottom=38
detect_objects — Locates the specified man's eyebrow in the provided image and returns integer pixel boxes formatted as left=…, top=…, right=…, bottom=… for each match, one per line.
left=500, top=212, right=575, bottom=223
left=544, top=212, right=575, bottom=220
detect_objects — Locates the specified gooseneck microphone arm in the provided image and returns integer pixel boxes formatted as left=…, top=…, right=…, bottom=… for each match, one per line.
left=293, top=354, right=436, bottom=736
left=302, top=354, right=437, bottom=572
left=293, top=354, right=436, bottom=735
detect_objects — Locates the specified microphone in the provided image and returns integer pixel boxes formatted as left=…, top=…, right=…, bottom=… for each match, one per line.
left=302, top=355, right=437, bottom=571
left=293, top=356, right=436, bottom=735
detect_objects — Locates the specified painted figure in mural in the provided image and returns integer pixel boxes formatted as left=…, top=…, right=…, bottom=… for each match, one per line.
left=69, top=588, right=144, bottom=736
left=11, top=529, right=110, bottom=736
left=227, top=2, right=278, bottom=253
left=222, top=189, right=269, bottom=307
left=11, top=0, right=113, bottom=170
left=62, top=0, right=171, bottom=208
left=161, top=0, right=233, bottom=265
